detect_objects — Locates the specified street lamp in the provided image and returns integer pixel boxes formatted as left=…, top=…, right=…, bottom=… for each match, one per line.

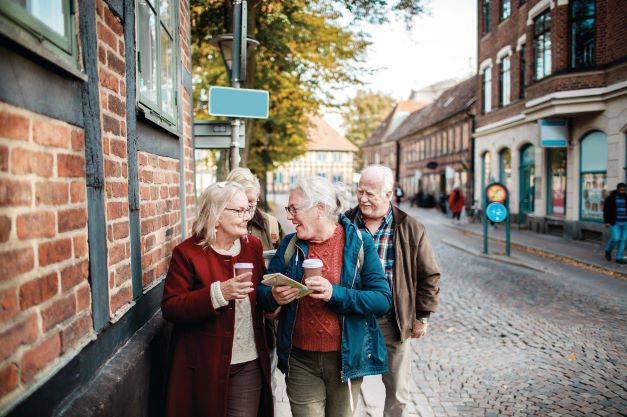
left=209, top=33, right=260, bottom=86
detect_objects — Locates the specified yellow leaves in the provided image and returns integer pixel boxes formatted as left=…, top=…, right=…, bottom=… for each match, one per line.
left=567, top=352, right=577, bottom=362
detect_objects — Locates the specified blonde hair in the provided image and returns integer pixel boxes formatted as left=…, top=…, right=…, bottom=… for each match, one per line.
left=193, top=181, right=245, bottom=248
left=226, top=167, right=261, bottom=197
left=290, top=176, right=349, bottom=222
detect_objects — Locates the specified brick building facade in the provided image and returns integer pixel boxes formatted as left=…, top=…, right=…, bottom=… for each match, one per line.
left=475, top=0, right=627, bottom=239
left=0, top=0, right=194, bottom=415
left=362, top=101, right=427, bottom=178
left=392, top=76, right=477, bottom=202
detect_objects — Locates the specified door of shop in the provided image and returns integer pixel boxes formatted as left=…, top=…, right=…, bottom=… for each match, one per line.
left=519, top=144, right=535, bottom=224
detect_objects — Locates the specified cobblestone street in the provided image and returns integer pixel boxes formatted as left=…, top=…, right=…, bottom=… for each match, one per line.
left=270, top=197, right=627, bottom=417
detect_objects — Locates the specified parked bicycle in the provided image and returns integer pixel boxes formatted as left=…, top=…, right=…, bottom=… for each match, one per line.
left=466, top=200, right=482, bottom=224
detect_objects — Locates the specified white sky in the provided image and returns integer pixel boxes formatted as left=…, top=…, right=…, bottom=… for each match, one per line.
left=325, top=0, right=478, bottom=133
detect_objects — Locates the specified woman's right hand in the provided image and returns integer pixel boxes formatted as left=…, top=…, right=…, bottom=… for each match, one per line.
left=220, top=272, right=254, bottom=301
left=272, top=285, right=300, bottom=305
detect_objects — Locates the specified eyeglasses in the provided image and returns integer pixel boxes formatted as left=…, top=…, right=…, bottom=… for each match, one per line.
left=284, top=204, right=309, bottom=216
left=224, top=207, right=254, bottom=218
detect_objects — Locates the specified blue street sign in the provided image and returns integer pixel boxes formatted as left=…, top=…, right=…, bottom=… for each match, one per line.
left=209, top=86, right=269, bottom=119
left=486, top=202, right=508, bottom=223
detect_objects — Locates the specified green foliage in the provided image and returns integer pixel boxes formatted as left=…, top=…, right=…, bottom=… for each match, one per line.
left=342, top=90, right=395, bottom=169
left=190, top=0, right=424, bottom=176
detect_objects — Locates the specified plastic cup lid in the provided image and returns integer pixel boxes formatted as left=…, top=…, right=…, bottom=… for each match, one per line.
left=234, top=262, right=254, bottom=269
left=302, top=259, right=323, bottom=268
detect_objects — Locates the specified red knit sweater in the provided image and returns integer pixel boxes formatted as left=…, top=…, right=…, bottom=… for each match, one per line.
left=292, top=225, right=344, bottom=352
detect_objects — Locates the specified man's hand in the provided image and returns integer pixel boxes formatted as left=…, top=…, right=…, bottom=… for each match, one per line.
left=411, top=319, right=428, bottom=339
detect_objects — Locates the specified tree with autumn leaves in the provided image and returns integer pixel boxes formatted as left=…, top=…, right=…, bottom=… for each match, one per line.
left=191, top=0, right=424, bottom=192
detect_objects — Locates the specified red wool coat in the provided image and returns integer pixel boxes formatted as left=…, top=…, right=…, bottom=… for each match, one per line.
left=161, top=235, right=273, bottom=417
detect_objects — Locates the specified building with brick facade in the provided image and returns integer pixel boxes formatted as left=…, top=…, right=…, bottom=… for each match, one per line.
left=0, top=1, right=194, bottom=415
left=391, top=76, right=477, bottom=202
left=362, top=100, right=427, bottom=178
left=475, top=0, right=627, bottom=240
left=269, top=116, right=357, bottom=192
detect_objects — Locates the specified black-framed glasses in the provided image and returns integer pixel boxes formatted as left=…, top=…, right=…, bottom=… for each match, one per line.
left=224, top=207, right=254, bottom=218
left=284, top=204, right=309, bottom=216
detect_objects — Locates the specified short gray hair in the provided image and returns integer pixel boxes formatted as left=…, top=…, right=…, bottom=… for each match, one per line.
left=290, top=176, right=349, bottom=222
left=193, top=181, right=245, bottom=248
left=360, top=164, right=394, bottom=194
left=226, top=167, right=261, bottom=197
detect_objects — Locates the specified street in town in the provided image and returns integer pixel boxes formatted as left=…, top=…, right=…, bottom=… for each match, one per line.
left=268, top=195, right=627, bottom=417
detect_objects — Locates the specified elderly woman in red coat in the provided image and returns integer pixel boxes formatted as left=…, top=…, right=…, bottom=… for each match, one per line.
left=161, top=181, right=273, bottom=417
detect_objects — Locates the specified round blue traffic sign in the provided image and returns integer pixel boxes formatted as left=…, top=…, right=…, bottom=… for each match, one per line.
left=486, top=202, right=508, bottom=223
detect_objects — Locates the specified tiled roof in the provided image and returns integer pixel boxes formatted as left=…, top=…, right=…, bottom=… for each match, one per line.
left=362, top=100, right=428, bottom=148
left=307, top=115, right=357, bottom=152
left=389, top=75, right=477, bottom=141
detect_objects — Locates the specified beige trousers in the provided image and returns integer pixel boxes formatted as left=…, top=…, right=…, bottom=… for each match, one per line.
left=377, top=317, right=412, bottom=417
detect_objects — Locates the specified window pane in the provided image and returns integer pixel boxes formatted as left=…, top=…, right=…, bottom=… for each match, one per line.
left=572, top=17, right=595, bottom=67
left=499, top=148, right=512, bottom=191
left=9, top=0, right=65, bottom=36
left=160, top=25, right=175, bottom=117
left=581, top=173, right=606, bottom=220
left=160, top=0, right=174, bottom=33
left=138, top=1, right=158, bottom=103
left=501, top=0, right=510, bottom=20
left=581, top=131, right=608, bottom=171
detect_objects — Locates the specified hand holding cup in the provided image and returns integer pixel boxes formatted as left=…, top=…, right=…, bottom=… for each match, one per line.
left=220, top=268, right=254, bottom=301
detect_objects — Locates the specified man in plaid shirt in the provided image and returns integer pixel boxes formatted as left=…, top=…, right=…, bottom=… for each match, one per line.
left=347, top=165, right=440, bottom=417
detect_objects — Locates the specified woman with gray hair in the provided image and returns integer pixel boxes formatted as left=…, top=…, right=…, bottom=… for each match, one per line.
left=257, top=176, right=392, bottom=417
left=161, top=181, right=273, bottom=417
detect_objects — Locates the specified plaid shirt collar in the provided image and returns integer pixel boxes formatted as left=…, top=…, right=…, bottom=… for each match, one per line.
left=355, top=205, right=394, bottom=231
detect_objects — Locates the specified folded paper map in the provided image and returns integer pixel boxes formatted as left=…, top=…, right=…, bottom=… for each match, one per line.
left=261, top=273, right=312, bottom=298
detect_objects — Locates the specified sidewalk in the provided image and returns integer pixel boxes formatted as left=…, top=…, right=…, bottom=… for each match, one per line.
left=401, top=204, right=627, bottom=280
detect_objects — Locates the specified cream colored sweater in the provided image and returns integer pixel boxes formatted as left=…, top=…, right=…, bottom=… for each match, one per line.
left=210, top=240, right=258, bottom=365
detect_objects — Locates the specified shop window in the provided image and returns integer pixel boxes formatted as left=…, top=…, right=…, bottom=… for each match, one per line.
left=580, top=131, right=608, bottom=222
left=570, top=0, right=595, bottom=68
left=0, top=0, right=77, bottom=63
left=482, top=151, right=492, bottom=197
left=499, top=148, right=512, bottom=191
left=547, top=148, right=567, bottom=217
left=533, top=9, right=551, bottom=80
left=519, top=144, right=535, bottom=215
left=137, top=0, right=177, bottom=126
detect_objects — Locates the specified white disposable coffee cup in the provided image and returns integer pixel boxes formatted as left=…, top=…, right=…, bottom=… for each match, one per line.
left=234, top=263, right=254, bottom=281
left=302, top=258, right=323, bottom=278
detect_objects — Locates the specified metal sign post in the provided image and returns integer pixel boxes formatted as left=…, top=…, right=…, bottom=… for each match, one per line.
left=483, top=183, right=510, bottom=255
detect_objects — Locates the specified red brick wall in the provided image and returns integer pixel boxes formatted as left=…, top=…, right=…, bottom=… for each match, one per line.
left=96, top=0, right=133, bottom=316
left=0, top=103, right=91, bottom=403
left=476, top=0, right=627, bottom=128
left=138, top=153, right=181, bottom=289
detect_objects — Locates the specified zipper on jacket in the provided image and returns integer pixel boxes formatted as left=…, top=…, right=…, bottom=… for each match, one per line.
left=341, top=236, right=362, bottom=383
left=286, top=243, right=305, bottom=377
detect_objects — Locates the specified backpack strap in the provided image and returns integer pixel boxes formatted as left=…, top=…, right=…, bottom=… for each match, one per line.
left=283, top=234, right=299, bottom=266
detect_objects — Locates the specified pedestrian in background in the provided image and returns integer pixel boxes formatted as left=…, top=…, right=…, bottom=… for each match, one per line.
left=603, top=182, right=627, bottom=264
left=347, top=165, right=440, bottom=417
left=161, top=182, right=273, bottom=417
left=226, top=167, right=284, bottom=411
left=226, top=167, right=283, bottom=250
left=448, top=187, right=465, bottom=224
left=394, top=182, right=404, bottom=206
left=258, top=176, right=391, bottom=417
